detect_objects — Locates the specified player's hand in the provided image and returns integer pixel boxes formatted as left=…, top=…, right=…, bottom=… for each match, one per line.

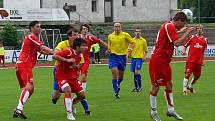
left=142, top=57, right=146, bottom=62
left=105, top=49, right=111, bottom=55
left=67, top=58, right=75, bottom=63
left=186, top=27, right=195, bottom=35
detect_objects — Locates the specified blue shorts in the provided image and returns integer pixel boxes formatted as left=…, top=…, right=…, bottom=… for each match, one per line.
left=109, top=54, right=126, bottom=71
left=53, top=66, right=59, bottom=90
left=130, top=58, right=143, bottom=72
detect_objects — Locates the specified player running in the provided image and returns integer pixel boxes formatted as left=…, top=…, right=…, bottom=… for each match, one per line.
left=149, top=12, right=194, bottom=121
left=182, top=24, right=208, bottom=95
left=108, top=22, right=135, bottom=98
left=129, top=28, right=148, bottom=92
left=13, top=21, right=54, bottom=119
left=52, top=38, right=88, bottom=120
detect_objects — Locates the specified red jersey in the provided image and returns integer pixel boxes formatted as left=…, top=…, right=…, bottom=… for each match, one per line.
left=151, top=21, right=178, bottom=63
left=55, top=48, right=82, bottom=80
left=184, top=35, right=208, bottom=65
left=79, top=35, right=100, bottom=64
left=16, top=33, right=43, bottom=68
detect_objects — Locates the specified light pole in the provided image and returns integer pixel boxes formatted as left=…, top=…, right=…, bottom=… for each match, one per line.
left=198, top=0, right=200, bottom=23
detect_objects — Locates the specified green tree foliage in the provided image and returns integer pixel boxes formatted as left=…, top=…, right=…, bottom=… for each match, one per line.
left=178, top=0, right=215, bottom=23
left=0, top=24, right=18, bottom=46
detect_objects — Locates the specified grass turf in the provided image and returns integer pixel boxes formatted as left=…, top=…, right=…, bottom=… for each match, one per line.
left=0, top=61, right=215, bottom=121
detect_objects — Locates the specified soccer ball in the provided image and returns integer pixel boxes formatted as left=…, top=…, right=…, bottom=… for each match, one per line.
left=182, top=9, right=193, bottom=20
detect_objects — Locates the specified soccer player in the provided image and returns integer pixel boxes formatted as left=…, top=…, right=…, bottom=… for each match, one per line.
left=108, top=22, right=135, bottom=98
left=0, top=41, right=5, bottom=67
left=53, top=38, right=88, bottom=120
left=13, top=21, right=54, bottom=119
left=78, top=24, right=107, bottom=91
left=51, top=28, right=79, bottom=103
left=149, top=12, right=194, bottom=121
left=130, top=28, right=148, bottom=92
left=182, top=24, right=208, bottom=95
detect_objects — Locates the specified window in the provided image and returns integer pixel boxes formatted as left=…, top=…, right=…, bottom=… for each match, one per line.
left=69, top=5, right=76, bottom=12
left=133, top=0, right=137, bottom=7
left=92, top=0, right=97, bottom=12
left=122, top=0, right=126, bottom=6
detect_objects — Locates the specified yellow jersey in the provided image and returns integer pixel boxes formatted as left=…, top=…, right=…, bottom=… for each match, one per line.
left=108, top=31, right=134, bottom=55
left=54, top=40, right=84, bottom=66
left=0, top=47, right=4, bottom=55
left=131, top=37, right=148, bottom=58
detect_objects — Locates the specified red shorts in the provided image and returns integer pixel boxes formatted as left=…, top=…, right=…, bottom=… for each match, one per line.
left=16, top=67, right=33, bottom=88
left=57, top=79, right=83, bottom=93
left=149, top=60, right=172, bottom=86
left=81, top=63, right=89, bottom=75
left=185, top=62, right=202, bottom=78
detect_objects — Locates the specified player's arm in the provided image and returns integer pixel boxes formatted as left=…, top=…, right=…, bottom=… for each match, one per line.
left=107, top=35, right=111, bottom=53
left=142, top=40, right=148, bottom=61
left=40, top=45, right=55, bottom=55
left=173, top=27, right=194, bottom=46
left=177, top=26, right=188, bottom=34
left=91, top=36, right=108, bottom=48
left=53, top=50, right=75, bottom=63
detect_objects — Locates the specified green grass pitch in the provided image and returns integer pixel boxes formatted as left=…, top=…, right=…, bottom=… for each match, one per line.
left=0, top=61, right=215, bottom=121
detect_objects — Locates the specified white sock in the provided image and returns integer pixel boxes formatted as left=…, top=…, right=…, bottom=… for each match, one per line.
left=150, top=94, right=157, bottom=114
left=164, top=90, right=174, bottom=112
left=189, top=77, right=194, bottom=88
left=17, top=89, right=30, bottom=111
left=183, top=78, right=188, bottom=92
left=65, top=98, right=72, bottom=113
left=82, top=82, right=87, bottom=91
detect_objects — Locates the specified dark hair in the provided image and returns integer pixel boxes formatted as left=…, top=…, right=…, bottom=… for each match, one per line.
left=80, top=23, right=90, bottom=31
left=67, top=28, right=79, bottom=37
left=72, top=38, right=86, bottom=49
left=173, top=12, right=187, bottom=22
left=29, top=21, right=40, bottom=31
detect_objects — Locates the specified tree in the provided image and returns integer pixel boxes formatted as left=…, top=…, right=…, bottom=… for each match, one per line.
left=0, top=24, right=18, bottom=46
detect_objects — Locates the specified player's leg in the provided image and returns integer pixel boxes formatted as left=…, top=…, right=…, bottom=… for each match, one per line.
left=13, top=68, right=34, bottom=119
left=149, top=60, right=161, bottom=121
left=2, top=55, right=5, bottom=67
left=165, top=65, right=183, bottom=120
left=61, top=82, right=75, bottom=120
left=109, top=54, right=120, bottom=98
left=188, top=64, right=201, bottom=93
left=117, top=55, right=126, bottom=93
left=76, top=91, right=91, bottom=115
left=182, top=62, right=193, bottom=94
left=131, top=58, right=138, bottom=91
left=135, top=59, right=143, bottom=91
left=51, top=67, right=61, bottom=104
left=80, top=63, right=89, bottom=91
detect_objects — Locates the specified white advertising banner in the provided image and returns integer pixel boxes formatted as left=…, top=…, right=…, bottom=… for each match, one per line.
left=4, top=50, right=53, bottom=63
left=0, top=8, right=69, bottom=21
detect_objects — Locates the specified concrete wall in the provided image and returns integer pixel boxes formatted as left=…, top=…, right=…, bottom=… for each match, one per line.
left=4, top=0, right=40, bottom=8
left=42, top=0, right=177, bottom=22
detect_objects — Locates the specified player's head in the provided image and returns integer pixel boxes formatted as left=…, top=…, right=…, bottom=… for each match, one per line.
left=80, top=24, right=90, bottom=35
left=67, top=28, right=79, bottom=41
left=173, top=12, right=188, bottom=30
left=29, top=21, right=41, bottom=35
left=135, top=28, right=141, bottom=37
left=72, top=38, right=87, bottom=53
left=114, top=22, right=122, bottom=34
left=196, top=24, right=203, bottom=35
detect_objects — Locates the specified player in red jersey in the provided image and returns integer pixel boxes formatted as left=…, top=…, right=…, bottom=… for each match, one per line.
left=53, top=38, right=88, bottom=120
left=149, top=12, right=194, bottom=121
left=13, top=21, right=55, bottom=119
left=78, top=24, right=107, bottom=90
left=182, top=24, right=208, bottom=95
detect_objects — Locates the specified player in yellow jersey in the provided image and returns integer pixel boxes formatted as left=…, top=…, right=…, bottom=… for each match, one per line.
left=129, top=28, right=148, bottom=92
left=108, top=22, right=135, bottom=98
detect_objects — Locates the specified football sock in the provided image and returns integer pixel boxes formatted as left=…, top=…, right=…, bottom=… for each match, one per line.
left=150, top=92, right=157, bottom=114
left=137, top=74, right=142, bottom=89
left=64, top=96, right=72, bottom=113
left=134, top=74, right=138, bottom=89
left=112, top=79, right=118, bottom=94
left=81, top=99, right=89, bottom=111
left=183, top=78, right=188, bottom=92
left=17, top=89, right=30, bottom=111
left=164, top=90, right=174, bottom=112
